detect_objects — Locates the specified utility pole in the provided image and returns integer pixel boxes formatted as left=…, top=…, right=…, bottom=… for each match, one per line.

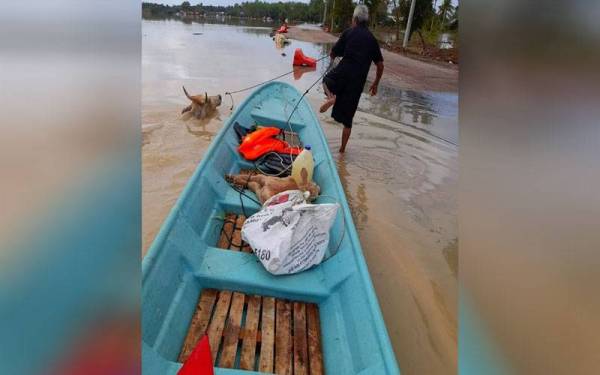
left=402, top=0, right=416, bottom=48
left=323, top=0, right=327, bottom=27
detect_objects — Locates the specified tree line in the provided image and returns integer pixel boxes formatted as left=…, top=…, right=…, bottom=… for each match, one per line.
left=142, top=1, right=457, bottom=42
left=142, top=1, right=324, bottom=23
left=328, top=0, right=457, bottom=37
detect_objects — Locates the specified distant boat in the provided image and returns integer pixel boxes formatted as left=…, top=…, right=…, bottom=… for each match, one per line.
left=142, top=82, right=400, bottom=374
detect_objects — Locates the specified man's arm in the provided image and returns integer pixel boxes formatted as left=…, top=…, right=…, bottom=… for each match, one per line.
left=369, top=61, right=384, bottom=96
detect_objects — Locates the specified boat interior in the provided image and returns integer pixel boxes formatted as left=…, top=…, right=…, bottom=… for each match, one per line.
left=142, top=82, right=398, bottom=374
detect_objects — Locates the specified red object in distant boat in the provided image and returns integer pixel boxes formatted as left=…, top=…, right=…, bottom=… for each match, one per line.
left=177, top=335, right=214, bottom=375
left=277, top=25, right=288, bottom=33
left=238, top=127, right=301, bottom=160
left=293, top=48, right=317, bottom=67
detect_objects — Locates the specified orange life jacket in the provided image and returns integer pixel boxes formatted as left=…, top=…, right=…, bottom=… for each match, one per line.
left=238, top=127, right=300, bottom=160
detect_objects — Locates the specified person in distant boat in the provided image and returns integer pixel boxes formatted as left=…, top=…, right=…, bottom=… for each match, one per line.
left=320, top=5, right=384, bottom=153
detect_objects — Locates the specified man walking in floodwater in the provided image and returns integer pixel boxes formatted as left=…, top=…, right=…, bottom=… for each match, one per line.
left=320, top=4, right=384, bottom=153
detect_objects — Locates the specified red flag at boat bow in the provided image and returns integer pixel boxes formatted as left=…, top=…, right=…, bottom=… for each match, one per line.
left=177, top=335, right=214, bottom=375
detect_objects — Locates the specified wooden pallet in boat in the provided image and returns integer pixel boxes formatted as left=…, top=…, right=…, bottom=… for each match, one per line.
left=217, top=213, right=253, bottom=253
left=178, top=289, right=324, bottom=375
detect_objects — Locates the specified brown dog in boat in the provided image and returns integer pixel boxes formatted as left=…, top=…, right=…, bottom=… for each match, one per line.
left=226, top=171, right=320, bottom=204
left=181, top=86, right=222, bottom=118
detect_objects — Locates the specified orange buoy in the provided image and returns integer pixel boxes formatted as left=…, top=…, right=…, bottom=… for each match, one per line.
left=293, top=48, right=317, bottom=68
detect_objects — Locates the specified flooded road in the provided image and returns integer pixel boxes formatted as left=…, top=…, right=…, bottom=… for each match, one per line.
left=143, top=19, right=457, bottom=374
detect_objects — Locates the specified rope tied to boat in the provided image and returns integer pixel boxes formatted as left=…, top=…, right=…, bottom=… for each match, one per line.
left=224, top=54, right=330, bottom=111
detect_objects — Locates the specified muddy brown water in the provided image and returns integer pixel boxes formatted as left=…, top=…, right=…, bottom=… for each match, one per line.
left=143, top=19, right=458, bottom=374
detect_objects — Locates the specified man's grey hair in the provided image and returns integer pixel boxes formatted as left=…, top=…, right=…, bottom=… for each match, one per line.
left=353, top=4, right=369, bottom=23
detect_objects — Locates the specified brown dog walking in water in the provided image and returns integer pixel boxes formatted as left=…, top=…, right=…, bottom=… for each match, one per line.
left=181, top=86, right=222, bottom=119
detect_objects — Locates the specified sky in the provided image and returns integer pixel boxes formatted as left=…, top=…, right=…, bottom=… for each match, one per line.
left=153, top=0, right=309, bottom=6
left=151, top=0, right=458, bottom=8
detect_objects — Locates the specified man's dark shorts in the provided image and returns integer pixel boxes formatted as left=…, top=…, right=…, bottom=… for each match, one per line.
left=323, top=74, right=353, bottom=128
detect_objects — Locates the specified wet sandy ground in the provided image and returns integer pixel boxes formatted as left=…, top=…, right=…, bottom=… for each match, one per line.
left=143, top=19, right=457, bottom=374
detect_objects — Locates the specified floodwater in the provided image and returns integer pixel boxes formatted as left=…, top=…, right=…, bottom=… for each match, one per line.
left=143, top=19, right=458, bottom=375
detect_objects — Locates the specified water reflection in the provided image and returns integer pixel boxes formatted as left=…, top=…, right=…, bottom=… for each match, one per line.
left=359, top=85, right=458, bottom=146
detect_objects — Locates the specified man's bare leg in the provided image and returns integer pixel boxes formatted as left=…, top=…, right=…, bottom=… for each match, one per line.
left=339, top=127, right=351, bottom=153
left=320, top=82, right=336, bottom=113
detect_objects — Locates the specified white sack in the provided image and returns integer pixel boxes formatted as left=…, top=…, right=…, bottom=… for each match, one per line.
left=241, top=190, right=339, bottom=275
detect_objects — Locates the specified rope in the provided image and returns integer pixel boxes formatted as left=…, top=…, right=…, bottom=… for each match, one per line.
left=224, top=54, right=330, bottom=111
left=221, top=219, right=238, bottom=248
left=284, top=65, right=331, bottom=129
left=228, top=171, right=262, bottom=218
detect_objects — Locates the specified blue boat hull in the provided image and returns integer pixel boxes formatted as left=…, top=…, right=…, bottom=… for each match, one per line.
left=142, top=82, right=400, bottom=374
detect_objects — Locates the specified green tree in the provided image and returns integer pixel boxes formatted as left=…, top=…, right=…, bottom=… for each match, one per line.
left=181, top=1, right=191, bottom=10
left=437, top=0, right=456, bottom=30
left=331, top=0, right=353, bottom=32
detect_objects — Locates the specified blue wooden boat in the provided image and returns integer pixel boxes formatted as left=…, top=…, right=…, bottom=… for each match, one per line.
left=142, top=82, right=400, bottom=374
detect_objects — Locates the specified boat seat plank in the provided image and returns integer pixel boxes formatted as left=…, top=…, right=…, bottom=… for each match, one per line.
left=179, top=289, right=324, bottom=374
left=275, top=299, right=292, bottom=375
left=239, top=295, right=261, bottom=370
left=178, top=289, right=218, bottom=363
left=197, top=247, right=331, bottom=299
left=250, top=108, right=306, bottom=129
left=219, top=292, right=245, bottom=368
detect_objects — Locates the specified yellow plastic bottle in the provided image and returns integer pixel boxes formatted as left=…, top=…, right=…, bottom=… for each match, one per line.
left=291, top=145, right=314, bottom=186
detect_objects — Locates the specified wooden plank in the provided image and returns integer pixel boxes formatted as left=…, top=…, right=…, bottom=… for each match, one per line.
left=206, top=290, right=233, bottom=362
left=178, top=289, right=218, bottom=363
left=275, top=299, right=292, bottom=375
left=258, top=296, right=276, bottom=373
left=230, top=328, right=261, bottom=342
left=219, top=292, right=245, bottom=368
left=217, top=213, right=236, bottom=249
left=239, top=295, right=261, bottom=371
left=293, top=303, right=308, bottom=375
left=306, top=303, right=324, bottom=375
left=230, top=215, right=246, bottom=251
